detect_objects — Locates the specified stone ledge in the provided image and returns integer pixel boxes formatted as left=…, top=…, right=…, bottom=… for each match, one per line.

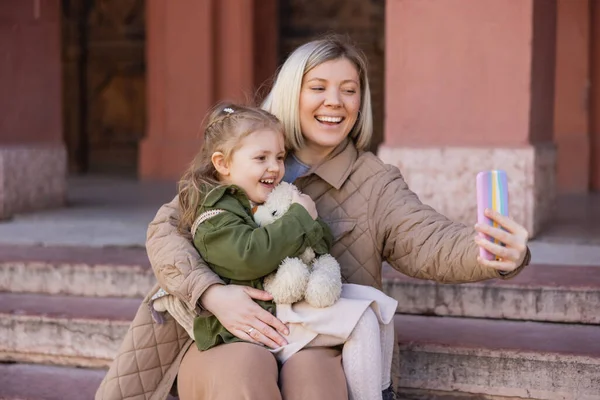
left=0, top=244, right=150, bottom=265
left=397, top=388, right=528, bottom=400
left=0, top=144, right=67, bottom=219
left=0, top=316, right=129, bottom=368
left=0, top=363, right=107, bottom=400
left=0, top=261, right=155, bottom=298
left=0, top=293, right=138, bottom=367
left=377, top=144, right=556, bottom=237
left=0, top=363, right=179, bottom=400
left=2, top=251, right=598, bottom=324
left=1, top=293, right=598, bottom=399
left=396, top=315, right=600, bottom=400
left=0, top=244, right=153, bottom=298
left=383, top=263, right=600, bottom=324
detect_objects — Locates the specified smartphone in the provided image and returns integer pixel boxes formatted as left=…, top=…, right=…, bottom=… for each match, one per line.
left=476, top=170, right=509, bottom=260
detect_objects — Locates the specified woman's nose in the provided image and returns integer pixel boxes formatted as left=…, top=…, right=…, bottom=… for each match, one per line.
left=324, top=89, right=342, bottom=107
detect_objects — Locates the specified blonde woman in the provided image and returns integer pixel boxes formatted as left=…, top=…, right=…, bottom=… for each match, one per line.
left=97, top=36, right=530, bottom=400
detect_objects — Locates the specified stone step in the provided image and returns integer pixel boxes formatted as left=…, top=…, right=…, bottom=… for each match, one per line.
left=0, top=363, right=177, bottom=400
left=0, top=363, right=106, bottom=400
left=395, top=315, right=600, bottom=400
left=1, top=293, right=598, bottom=400
left=383, top=263, right=600, bottom=324
left=2, top=245, right=600, bottom=324
left=0, top=293, right=138, bottom=368
left=0, top=244, right=155, bottom=298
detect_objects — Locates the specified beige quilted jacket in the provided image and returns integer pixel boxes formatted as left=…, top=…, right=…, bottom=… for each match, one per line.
left=96, top=140, right=526, bottom=399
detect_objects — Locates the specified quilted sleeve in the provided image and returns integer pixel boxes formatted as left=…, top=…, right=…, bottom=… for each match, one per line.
left=373, top=165, right=526, bottom=283
left=146, top=195, right=224, bottom=307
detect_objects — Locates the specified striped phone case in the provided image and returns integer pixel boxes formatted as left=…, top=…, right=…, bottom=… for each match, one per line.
left=476, top=170, right=509, bottom=261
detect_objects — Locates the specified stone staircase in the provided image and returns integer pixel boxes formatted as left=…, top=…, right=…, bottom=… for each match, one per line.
left=0, top=244, right=599, bottom=399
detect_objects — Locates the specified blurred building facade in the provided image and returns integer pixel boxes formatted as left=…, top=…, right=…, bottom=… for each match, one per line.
left=1, top=0, right=599, bottom=237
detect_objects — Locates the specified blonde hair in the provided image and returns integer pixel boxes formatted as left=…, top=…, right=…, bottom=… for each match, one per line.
left=262, top=35, right=373, bottom=151
left=178, top=103, right=283, bottom=232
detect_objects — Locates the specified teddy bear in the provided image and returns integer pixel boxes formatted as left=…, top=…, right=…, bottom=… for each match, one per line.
left=253, top=182, right=342, bottom=308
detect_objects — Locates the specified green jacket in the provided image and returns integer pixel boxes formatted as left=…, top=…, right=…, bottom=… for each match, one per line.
left=192, top=185, right=333, bottom=351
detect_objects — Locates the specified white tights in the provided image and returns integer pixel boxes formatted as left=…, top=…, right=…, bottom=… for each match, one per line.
left=342, top=307, right=394, bottom=400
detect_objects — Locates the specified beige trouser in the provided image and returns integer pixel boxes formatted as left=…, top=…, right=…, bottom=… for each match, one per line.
left=177, top=342, right=348, bottom=400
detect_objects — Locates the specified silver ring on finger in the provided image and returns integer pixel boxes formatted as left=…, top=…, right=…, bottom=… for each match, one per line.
left=246, top=327, right=255, bottom=336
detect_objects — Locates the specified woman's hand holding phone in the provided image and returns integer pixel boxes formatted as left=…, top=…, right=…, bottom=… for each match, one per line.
left=474, top=170, right=529, bottom=274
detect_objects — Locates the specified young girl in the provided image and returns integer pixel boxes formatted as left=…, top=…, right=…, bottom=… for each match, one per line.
left=173, top=103, right=398, bottom=400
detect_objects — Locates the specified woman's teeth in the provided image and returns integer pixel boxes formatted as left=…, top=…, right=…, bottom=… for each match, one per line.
left=316, top=116, right=343, bottom=123
left=260, top=179, right=274, bottom=184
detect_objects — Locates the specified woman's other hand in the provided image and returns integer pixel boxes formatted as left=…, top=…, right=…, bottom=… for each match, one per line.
left=292, top=192, right=319, bottom=220
left=474, top=208, right=530, bottom=273
left=199, top=284, right=289, bottom=349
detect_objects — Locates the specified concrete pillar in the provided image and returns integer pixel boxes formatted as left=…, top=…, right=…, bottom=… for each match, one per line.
left=214, top=0, right=255, bottom=101
left=380, top=0, right=557, bottom=237
left=591, top=1, right=600, bottom=191
left=139, top=0, right=216, bottom=180
left=253, top=0, right=279, bottom=97
left=553, top=0, right=590, bottom=194
left=139, top=0, right=277, bottom=180
left=0, top=0, right=66, bottom=219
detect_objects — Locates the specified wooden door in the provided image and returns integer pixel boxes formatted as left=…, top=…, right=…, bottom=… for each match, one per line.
left=62, top=0, right=145, bottom=175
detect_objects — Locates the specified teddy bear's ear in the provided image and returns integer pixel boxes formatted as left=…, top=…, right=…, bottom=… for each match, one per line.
left=278, top=182, right=299, bottom=196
